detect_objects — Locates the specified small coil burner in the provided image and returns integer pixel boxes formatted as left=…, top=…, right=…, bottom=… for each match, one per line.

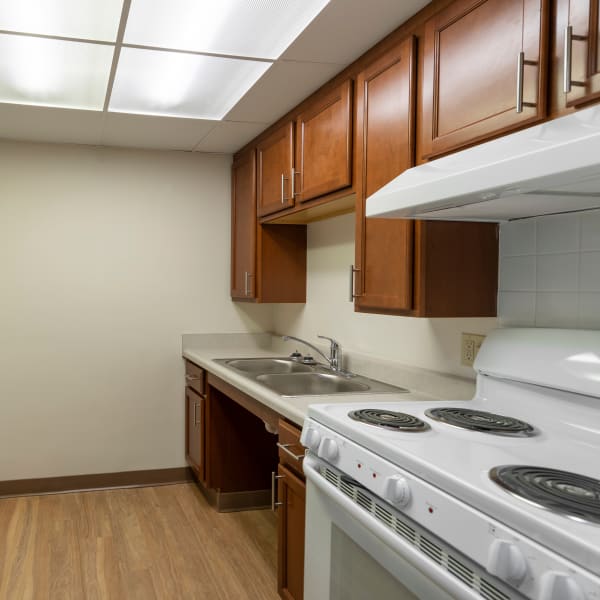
left=490, top=466, right=600, bottom=525
left=425, top=407, right=536, bottom=437
left=349, top=409, right=430, bottom=432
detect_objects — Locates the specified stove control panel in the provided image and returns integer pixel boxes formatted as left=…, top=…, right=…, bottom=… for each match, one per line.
left=302, top=417, right=600, bottom=600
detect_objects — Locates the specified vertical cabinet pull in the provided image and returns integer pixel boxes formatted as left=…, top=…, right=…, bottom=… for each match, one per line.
left=563, top=25, right=587, bottom=94
left=281, top=173, right=290, bottom=203
left=271, top=471, right=285, bottom=511
left=516, top=52, right=538, bottom=114
left=244, top=271, right=251, bottom=296
left=292, top=168, right=302, bottom=198
left=193, top=402, right=200, bottom=425
left=349, top=265, right=361, bottom=301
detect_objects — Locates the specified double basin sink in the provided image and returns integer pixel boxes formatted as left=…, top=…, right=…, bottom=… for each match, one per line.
left=215, top=357, right=408, bottom=397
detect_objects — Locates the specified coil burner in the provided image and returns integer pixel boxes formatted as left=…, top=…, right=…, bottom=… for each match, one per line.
left=490, top=465, right=600, bottom=525
left=349, top=409, right=430, bottom=432
left=425, top=407, right=536, bottom=437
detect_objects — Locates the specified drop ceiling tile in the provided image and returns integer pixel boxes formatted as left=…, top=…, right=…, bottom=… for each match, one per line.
left=0, top=0, right=123, bottom=42
left=280, top=0, right=429, bottom=64
left=101, top=113, right=216, bottom=150
left=224, top=60, right=343, bottom=124
left=193, top=121, right=267, bottom=154
left=0, top=104, right=104, bottom=145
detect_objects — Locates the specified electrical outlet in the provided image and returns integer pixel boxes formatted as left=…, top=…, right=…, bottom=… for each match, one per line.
left=461, top=333, right=486, bottom=367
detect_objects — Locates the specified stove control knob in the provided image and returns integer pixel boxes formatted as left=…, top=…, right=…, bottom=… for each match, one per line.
left=317, top=437, right=339, bottom=462
left=383, top=475, right=411, bottom=507
left=539, top=572, right=584, bottom=600
left=300, top=427, right=321, bottom=452
left=486, top=540, right=528, bottom=585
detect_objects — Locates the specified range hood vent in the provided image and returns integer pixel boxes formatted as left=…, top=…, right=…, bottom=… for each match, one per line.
left=366, top=104, right=600, bottom=222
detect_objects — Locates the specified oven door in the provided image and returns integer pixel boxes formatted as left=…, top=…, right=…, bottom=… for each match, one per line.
left=303, top=455, right=483, bottom=600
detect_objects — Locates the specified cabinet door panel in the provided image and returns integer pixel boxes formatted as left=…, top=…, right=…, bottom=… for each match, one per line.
left=295, top=80, right=353, bottom=203
left=257, top=122, right=294, bottom=217
left=355, top=38, right=416, bottom=312
left=231, top=149, right=256, bottom=299
left=566, top=0, right=600, bottom=106
left=277, top=464, right=305, bottom=600
left=186, top=388, right=204, bottom=478
left=421, top=0, right=547, bottom=158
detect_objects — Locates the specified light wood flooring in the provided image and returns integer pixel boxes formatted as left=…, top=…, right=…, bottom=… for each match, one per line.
left=0, top=483, right=279, bottom=600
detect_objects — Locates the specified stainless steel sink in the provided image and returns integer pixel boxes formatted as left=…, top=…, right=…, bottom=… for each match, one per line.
left=222, top=358, right=314, bottom=374
left=255, top=372, right=370, bottom=396
left=214, top=357, right=409, bottom=396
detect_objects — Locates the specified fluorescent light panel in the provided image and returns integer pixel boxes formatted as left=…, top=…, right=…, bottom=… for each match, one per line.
left=0, top=0, right=124, bottom=42
left=124, top=0, right=331, bottom=59
left=0, top=34, right=114, bottom=110
left=109, top=48, right=271, bottom=119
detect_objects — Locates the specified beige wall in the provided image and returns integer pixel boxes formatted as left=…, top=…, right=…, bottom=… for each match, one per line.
left=0, top=141, right=272, bottom=481
left=272, top=214, right=498, bottom=379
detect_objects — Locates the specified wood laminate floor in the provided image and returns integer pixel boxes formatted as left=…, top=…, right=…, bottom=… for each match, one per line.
left=0, top=483, right=278, bottom=600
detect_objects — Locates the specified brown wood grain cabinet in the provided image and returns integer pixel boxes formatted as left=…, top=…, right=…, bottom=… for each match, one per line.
left=562, top=0, right=600, bottom=107
left=420, top=0, right=549, bottom=159
left=354, top=38, right=417, bottom=313
left=257, top=122, right=295, bottom=218
left=185, top=360, right=206, bottom=482
left=276, top=419, right=305, bottom=600
left=231, top=147, right=307, bottom=303
left=294, top=79, right=353, bottom=204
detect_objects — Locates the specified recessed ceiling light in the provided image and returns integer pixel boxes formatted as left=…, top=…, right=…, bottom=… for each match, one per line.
left=124, top=0, right=330, bottom=59
left=0, top=0, right=124, bottom=42
left=0, top=34, right=114, bottom=110
left=109, top=47, right=271, bottom=120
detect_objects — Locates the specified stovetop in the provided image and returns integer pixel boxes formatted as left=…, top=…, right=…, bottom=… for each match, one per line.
left=306, top=376, right=600, bottom=576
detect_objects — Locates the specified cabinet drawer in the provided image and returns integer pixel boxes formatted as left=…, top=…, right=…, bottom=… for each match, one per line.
left=278, top=419, right=305, bottom=476
left=185, top=360, right=206, bottom=396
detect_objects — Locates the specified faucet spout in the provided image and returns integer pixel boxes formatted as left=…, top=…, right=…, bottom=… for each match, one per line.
left=282, top=334, right=343, bottom=372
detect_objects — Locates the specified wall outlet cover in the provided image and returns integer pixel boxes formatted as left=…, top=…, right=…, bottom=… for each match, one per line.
left=461, top=333, right=486, bottom=367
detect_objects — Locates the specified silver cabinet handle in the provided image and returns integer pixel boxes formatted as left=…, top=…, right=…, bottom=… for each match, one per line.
left=277, top=442, right=305, bottom=461
left=244, top=271, right=250, bottom=296
left=563, top=25, right=587, bottom=94
left=193, top=402, right=200, bottom=425
left=185, top=374, right=201, bottom=382
left=271, top=471, right=285, bottom=511
left=292, top=167, right=301, bottom=198
left=516, top=52, right=538, bottom=114
left=349, top=265, right=361, bottom=301
left=516, top=51, right=525, bottom=113
left=281, top=173, right=290, bottom=203
left=564, top=25, right=573, bottom=93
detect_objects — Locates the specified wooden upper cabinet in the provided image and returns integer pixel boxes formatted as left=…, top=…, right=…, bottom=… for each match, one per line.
left=420, top=0, right=549, bottom=159
left=563, top=0, right=600, bottom=107
left=257, top=121, right=294, bottom=217
left=231, top=149, right=256, bottom=299
left=295, top=79, right=353, bottom=203
left=354, top=38, right=417, bottom=313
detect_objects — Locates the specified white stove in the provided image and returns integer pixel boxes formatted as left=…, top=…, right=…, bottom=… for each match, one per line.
left=300, top=328, right=600, bottom=600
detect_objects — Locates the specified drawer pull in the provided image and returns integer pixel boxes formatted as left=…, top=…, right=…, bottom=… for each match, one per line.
left=277, top=442, right=305, bottom=461
left=271, top=471, right=285, bottom=511
left=185, top=374, right=202, bottom=382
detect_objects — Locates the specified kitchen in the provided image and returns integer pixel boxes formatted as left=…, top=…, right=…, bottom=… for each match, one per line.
left=1, top=0, right=599, bottom=599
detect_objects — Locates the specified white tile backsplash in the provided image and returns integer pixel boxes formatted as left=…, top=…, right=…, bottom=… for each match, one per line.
left=499, top=211, right=600, bottom=329
left=535, top=213, right=580, bottom=254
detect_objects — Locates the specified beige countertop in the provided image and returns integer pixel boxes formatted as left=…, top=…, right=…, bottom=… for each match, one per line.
left=182, top=333, right=475, bottom=427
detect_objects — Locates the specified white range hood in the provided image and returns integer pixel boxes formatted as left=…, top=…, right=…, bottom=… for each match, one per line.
left=366, top=104, right=600, bottom=222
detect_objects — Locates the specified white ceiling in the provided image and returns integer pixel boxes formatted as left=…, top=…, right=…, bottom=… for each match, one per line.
left=0, top=0, right=429, bottom=154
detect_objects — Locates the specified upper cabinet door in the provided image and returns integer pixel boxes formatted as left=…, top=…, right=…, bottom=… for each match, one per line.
left=564, top=0, right=600, bottom=106
left=257, top=122, right=294, bottom=218
left=231, top=149, right=256, bottom=299
left=354, top=38, right=416, bottom=313
left=295, top=80, right=353, bottom=203
left=421, top=0, right=548, bottom=159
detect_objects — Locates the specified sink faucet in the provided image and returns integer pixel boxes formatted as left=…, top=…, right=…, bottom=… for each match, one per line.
left=282, top=334, right=343, bottom=373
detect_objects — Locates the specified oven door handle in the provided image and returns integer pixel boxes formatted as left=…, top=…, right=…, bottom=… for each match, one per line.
left=303, top=456, right=482, bottom=600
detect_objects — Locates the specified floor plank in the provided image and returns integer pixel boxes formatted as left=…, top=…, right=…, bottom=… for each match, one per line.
left=0, top=483, right=278, bottom=600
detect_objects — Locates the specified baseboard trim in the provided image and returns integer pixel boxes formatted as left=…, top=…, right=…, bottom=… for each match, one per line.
left=0, top=467, right=194, bottom=499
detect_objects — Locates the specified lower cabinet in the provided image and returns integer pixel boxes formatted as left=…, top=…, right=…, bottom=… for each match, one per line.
left=185, top=360, right=206, bottom=482
left=277, top=464, right=306, bottom=600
